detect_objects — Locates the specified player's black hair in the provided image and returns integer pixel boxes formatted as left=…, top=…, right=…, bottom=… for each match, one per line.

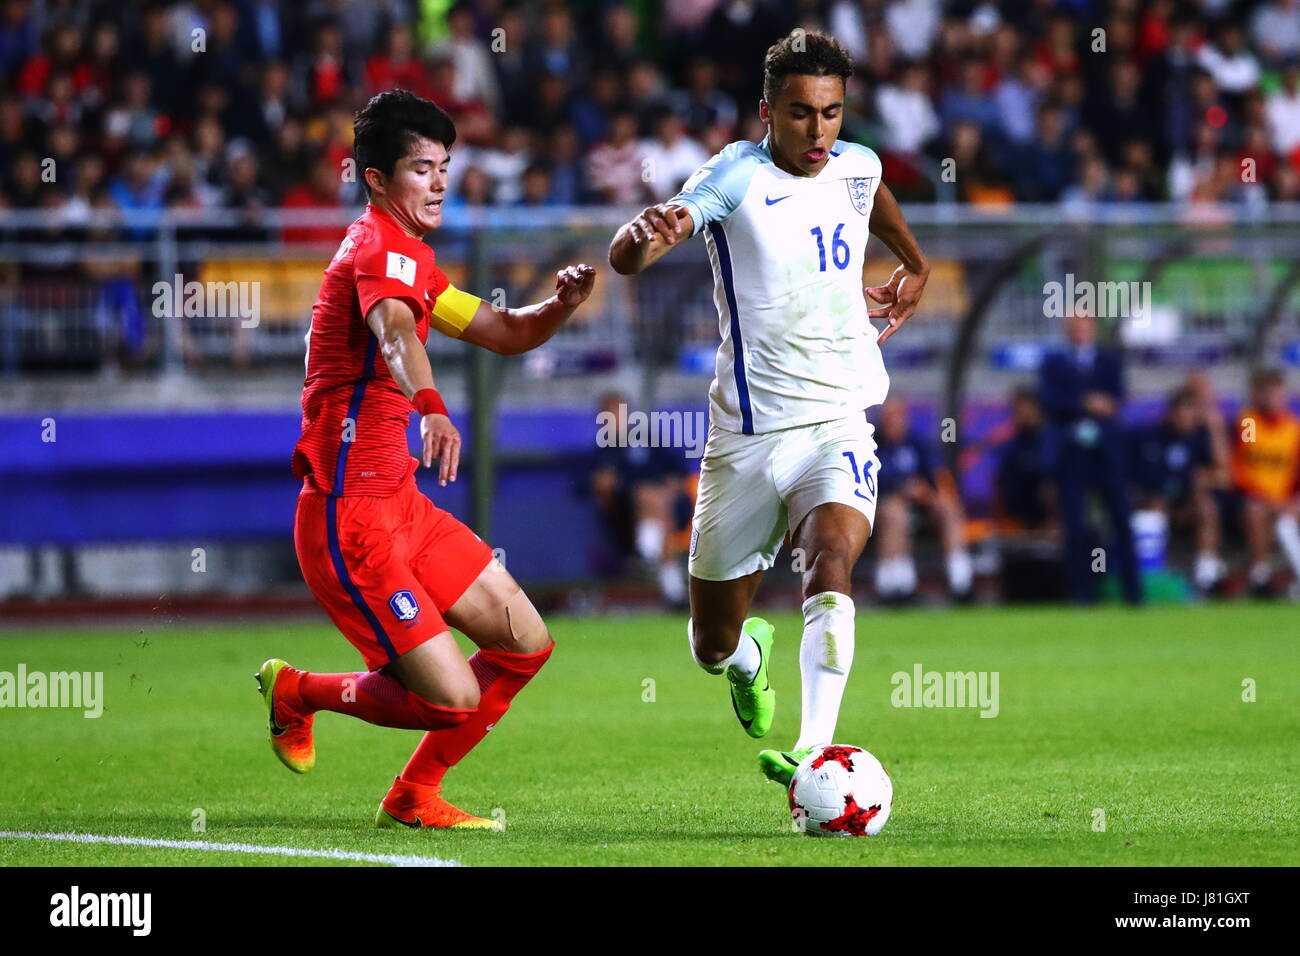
left=353, top=89, right=457, bottom=197
left=762, top=30, right=854, bottom=104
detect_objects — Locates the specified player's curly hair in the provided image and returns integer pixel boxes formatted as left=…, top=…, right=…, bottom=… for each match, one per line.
left=762, top=30, right=854, bottom=104
left=353, top=89, right=457, bottom=197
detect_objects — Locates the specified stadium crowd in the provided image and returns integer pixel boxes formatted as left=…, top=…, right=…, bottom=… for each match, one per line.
left=1, top=0, right=1299, bottom=214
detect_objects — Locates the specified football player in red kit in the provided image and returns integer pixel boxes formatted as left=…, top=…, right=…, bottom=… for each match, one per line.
left=257, top=90, right=596, bottom=829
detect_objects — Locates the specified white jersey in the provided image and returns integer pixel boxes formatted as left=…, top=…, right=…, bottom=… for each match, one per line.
left=670, top=136, right=889, bottom=435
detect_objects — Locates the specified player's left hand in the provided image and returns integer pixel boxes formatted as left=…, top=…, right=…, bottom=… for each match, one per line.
left=868, top=264, right=928, bottom=346
left=555, top=264, right=596, bottom=308
left=420, top=413, right=461, bottom=486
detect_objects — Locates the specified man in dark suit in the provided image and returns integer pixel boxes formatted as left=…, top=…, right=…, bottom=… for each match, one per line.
left=1038, top=312, right=1142, bottom=604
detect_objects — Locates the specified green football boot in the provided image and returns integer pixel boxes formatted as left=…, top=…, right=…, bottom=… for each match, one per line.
left=727, top=617, right=775, bottom=739
left=758, top=747, right=814, bottom=787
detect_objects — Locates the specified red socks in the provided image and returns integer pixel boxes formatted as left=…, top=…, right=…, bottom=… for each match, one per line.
left=293, top=669, right=473, bottom=731
left=399, top=642, right=554, bottom=787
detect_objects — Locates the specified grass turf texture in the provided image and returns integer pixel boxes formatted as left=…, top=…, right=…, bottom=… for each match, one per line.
left=0, top=604, right=1296, bottom=867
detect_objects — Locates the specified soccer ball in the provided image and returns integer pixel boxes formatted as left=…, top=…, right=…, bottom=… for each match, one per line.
left=788, top=744, right=893, bottom=837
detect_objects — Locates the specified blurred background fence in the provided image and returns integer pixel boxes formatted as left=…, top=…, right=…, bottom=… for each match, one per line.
left=2, top=202, right=1299, bottom=604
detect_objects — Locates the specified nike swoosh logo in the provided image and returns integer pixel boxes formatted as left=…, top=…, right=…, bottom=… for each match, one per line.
left=765, top=194, right=791, bottom=205
left=731, top=691, right=754, bottom=730
left=854, top=489, right=874, bottom=501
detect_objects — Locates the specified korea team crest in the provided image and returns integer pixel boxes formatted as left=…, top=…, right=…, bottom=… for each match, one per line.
left=388, top=589, right=420, bottom=621
left=846, top=177, right=875, bottom=216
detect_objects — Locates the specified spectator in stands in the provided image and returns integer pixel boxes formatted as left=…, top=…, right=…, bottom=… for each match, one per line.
left=1231, top=368, right=1300, bottom=597
left=995, top=385, right=1056, bottom=538
left=524, top=6, right=588, bottom=91
left=280, top=154, right=343, bottom=243
left=445, top=164, right=492, bottom=208
left=590, top=392, right=691, bottom=607
left=1038, top=311, right=1142, bottom=605
left=587, top=111, right=647, bottom=205
left=297, top=18, right=354, bottom=108
left=1251, top=0, right=1300, bottom=66
left=1197, top=22, right=1261, bottom=99
left=1015, top=104, right=1076, bottom=202
left=1130, top=386, right=1227, bottom=593
left=592, top=3, right=641, bottom=76
left=431, top=3, right=501, bottom=115
left=872, top=400, right=974, bottom=602
left=993, top=55, right=1046, bottom=148
left=877, top=61, right=940, bottom=157
left=1265, top=63, right=1300, bottom=158
left=474, top=124, right=532, bottom=205
left=638, top=108, right=709, bottom=201
left=946, top=118, right=1014, bottom=205
left=108, top=149, right=166, bottom=238
left=515, top=162, right=555, bottom=206
left=546, top=123, right=587, bottom=204
left=671, top=56, right=738, bottom=137
left=940, top=56, right=1001, bottom=136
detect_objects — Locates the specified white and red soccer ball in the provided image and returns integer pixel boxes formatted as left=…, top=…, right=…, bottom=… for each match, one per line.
left=788, top=744, right=893, bottom=837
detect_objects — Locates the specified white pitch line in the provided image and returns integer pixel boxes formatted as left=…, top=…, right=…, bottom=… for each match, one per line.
left=0, top=830, right=462, bottom=867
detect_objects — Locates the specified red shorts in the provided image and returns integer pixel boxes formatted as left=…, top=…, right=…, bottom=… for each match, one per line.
left=294, top=478, right=494, bottom=671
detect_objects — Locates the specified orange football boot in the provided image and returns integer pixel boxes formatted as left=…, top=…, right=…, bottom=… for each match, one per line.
left=255, top=659, right=316, bottom=773
left=375, top=776, right=501, bottom=830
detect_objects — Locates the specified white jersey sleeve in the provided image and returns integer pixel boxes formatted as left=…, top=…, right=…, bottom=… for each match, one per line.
left=668, top=140, right=767, bottom=237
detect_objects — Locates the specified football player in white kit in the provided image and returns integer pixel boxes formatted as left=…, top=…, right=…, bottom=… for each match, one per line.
left=609, top=31, right=930, bottom=786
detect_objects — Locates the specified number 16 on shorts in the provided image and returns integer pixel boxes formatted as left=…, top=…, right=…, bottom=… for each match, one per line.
left=842, top=450, right=876, bottom=502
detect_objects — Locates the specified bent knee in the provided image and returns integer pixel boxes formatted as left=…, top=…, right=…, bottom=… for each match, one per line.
left=690, top=620, right=740, bottom=665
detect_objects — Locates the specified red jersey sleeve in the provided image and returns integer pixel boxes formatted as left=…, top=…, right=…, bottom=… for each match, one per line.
left=429, top=264, right=450, bottom=300
left=353, top=233, right=426, bottom=323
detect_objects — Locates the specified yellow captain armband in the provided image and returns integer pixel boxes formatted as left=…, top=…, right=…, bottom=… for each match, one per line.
left=429, top=283, right=482, bottom=338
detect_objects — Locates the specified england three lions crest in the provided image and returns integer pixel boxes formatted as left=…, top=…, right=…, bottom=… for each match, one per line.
left=846, top=177, right=876, bottom=216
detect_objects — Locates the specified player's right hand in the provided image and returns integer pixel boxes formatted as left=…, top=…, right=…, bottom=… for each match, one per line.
left=420, top=413, right=461, bottom=486
left=628, top=204, right=688, bottom=246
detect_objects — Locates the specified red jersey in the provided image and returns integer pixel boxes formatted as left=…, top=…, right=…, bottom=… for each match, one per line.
left=293, top=204, right=451, bottom=497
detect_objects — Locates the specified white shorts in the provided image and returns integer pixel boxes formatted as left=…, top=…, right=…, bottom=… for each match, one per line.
left=688, top=413, right=881, bottom=581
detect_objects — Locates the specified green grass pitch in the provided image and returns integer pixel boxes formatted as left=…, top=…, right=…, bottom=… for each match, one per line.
left=1, top=604, right=1296, bottom=866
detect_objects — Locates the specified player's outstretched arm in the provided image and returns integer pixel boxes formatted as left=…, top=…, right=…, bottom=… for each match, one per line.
left=457, top=264, right=596, bottom=356
left=608, top=204, right=691, bottom=276
left=366, top=297, right=460, bottom=486
left=865, top=183, right=930, bottom=346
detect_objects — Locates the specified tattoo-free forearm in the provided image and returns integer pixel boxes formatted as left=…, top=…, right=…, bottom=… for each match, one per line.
left=367, top=300, right=437, bottom=398
left=497, top=295, right=577, bottom=353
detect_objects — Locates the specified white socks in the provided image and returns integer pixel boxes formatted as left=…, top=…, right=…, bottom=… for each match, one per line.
left=687, top=618, right=760, bottom=679
left=636, top=519, right=664, bottom=562
left=874, top=556, right=916, bottom=597
left=659, top=560, right=687, bottom=603
left=793, top=592, right=856, bottom=752
left=1275, top=514, right=1300, bottom=578
left=946, top=549, right=973, bottom=594
left=1194, top=551, right=1225, bottom=590
left=1250, top=561, right=1273, bottom=587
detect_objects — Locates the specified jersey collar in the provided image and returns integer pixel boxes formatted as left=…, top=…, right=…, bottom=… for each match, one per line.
left=365, top=202, right=414, bottom=238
